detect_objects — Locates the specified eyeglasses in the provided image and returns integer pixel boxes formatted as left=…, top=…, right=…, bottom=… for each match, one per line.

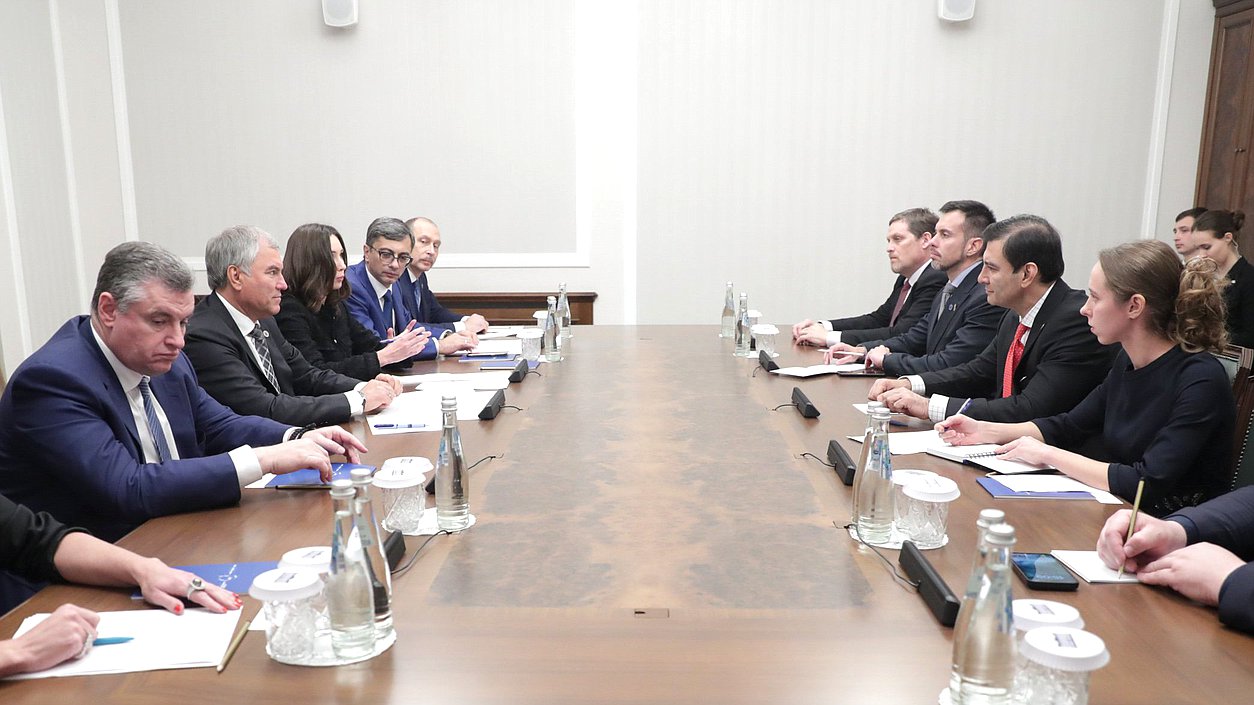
left=368, top=245, right=413, bottom=266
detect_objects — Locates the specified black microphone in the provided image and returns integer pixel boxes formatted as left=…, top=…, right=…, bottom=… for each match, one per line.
left=478, top=389, right=506, bottom=420
left=508, top=358, right=528, bottom=383
left=899, top=540, right=960, bottom=626
left=758, top=349, right=779, bottom=372
left=791, top=387, right=820, bottom=418
left=827, top=440, right=856, bottom=485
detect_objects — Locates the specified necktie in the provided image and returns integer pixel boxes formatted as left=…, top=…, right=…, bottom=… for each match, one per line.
left=1001, top=323, right=1030, bottom=398
left=382, top=290, right=397, bottom=333
left=889, top=280, right=912, bottom=326
left=936, top=283, right=956, bottom=322
left=138, top=376, right=172, bottom=462
left=248, top=324, right=281, bottom=392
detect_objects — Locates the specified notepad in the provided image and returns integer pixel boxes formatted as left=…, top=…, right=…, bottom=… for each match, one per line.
left=1051, top=550, right=1141, bottom=583
left=771, top=364, right=863, bottom=377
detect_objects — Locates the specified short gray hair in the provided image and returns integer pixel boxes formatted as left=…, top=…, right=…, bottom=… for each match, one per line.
left=365, top=217, right=414, bottom=248
left=91, top=241, right=193, bottom=314
left=206, top=225, right=278, bottom=291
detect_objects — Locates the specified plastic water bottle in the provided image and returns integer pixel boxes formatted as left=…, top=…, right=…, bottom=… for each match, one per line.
left=734, top=293, right=751, bottom=357
left=543, top=296, right=561, bottom=362
left=950, top=509, right=1007, bottom=697
left=720, top=282, right=735, bottom=337
left=853, top=407, right=893, bottom=545
left=327, top=479, right=375, bottom=658
left=349, top=467, right=392, bottom=639
left=850, top=401, right=884, bottom=524
left=951, top=523, right=1018, bottom=704
left=436, top=395, right=471, bottom=531
left=557, top=283, right=572, bottom=340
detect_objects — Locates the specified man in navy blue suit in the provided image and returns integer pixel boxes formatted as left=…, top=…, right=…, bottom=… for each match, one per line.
left=344, top=217, right=474, bottom=357
left=0, top=242, right=365, bottom=605
left=398, top=217, right=489, bottom=337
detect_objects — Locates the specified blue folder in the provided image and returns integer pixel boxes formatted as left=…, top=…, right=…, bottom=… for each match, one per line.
left=265, top=462, right=376, bottom=489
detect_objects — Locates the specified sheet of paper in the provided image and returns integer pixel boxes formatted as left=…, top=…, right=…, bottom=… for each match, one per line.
left=994, top=475, right=1122, bottom=504
left=969, top=456, right=1054, bottom=475
left=368, top=388, right=497, bottom=434
left=847, top=429, right=941, bottom=455
left=851, top=403, right=908, bottom=416
left=468, top=340, right=522, bottom=356
left=7, top=608, right=242, bottom=680
left=395, top=371, right=510, bottom=389
left=771, top=364, right=862, bottom=377
left=477, top=326, right=525, bottom=340
left=1051, top=550, right=1141, bottom=584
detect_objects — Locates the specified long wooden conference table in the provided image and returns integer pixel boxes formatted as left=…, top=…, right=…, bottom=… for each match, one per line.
left=3, top=326, right=1253, bottom=703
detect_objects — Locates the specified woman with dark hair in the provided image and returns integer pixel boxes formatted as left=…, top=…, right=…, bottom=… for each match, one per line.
left=940, top=240, right=1234, bottom=515
left=1193, top=209, right=1254, bottom=347
left=276, top=223, right=430, bottom=380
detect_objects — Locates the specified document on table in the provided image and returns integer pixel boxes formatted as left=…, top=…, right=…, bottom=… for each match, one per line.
left=369, top=388, right=497, bottom=434
left=991, top=475, right=1122, bottom=504
left=6, top=608, right=242, bottom=680
left=395, top=371, right=512, bottom=390
left=466, top=340, right=523, bottom=356
left=846, top=429, right=942, bottom=455
left=477, top=326, right=525, bottom=339
left=771, top=364, right=863, bottom=377
left=1051, top=550, right=1141, bottom=583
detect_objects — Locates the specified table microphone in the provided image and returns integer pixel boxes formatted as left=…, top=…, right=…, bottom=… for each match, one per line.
left=791, top=387, right=820, bottom=418
left=478, top=389, right=506, bottom=420
left=508, top=358, right=528, bottom=383
left=758, top=349, right=779, bottom=372
left=827, top=440, right=856, bottom=485
left=899, top=540, right=960, bottom=626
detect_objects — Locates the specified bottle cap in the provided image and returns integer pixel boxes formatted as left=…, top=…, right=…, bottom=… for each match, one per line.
left=547, top=295, right=556, bottom=304
left=903, top=476, right=960, bottom=503
left=976, top=508, right=1006, bottom=529
left=349, top=467, right=374, bottom=485
left=1020, top=627, right=1110, bottom=672
left=329, top=478, right=354, bottom=498
left=278, top=546, right=333, bottom=575
left=373, top=457, right=431, bottom=489
left=249, top=568, right=323, bottom=603
left=441, top=395, right=458, bottom=412
left=891, top=469, right=937, bottom=488
left=985, top=523, right=1016, bottom=545
left=1013, top=599, right=1084, bottom=632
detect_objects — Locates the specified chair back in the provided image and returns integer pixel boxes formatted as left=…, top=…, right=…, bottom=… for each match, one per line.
left=1217, top=345, right=1254, bottom=490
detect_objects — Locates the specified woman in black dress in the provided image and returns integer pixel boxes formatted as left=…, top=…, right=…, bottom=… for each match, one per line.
left=276, top=223, right=430, bottom=380
left=1193, top=209, right=1254, bottom=348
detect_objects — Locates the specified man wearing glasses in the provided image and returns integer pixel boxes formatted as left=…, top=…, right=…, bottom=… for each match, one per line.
left=345, top=217, right=475, bottom=357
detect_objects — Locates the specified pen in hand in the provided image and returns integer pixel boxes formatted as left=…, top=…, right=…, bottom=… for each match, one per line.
left=937, top=398, right=974, bottom=436
left=1117, top=478, right=1147, bottom=579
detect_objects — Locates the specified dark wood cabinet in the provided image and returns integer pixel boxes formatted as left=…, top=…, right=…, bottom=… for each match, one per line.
left=1198, top=0, right=1254, bottom=251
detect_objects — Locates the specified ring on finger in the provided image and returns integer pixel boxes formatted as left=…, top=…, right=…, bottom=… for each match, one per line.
left=186, top=577, right=206, bottom=600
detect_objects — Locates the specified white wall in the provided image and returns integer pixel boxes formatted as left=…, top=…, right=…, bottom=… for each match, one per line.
left=0, top=0, right=1220, bottom=373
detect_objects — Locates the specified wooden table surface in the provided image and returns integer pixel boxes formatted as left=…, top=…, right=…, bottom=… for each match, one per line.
left=2, top=326, right=1252, bottom=703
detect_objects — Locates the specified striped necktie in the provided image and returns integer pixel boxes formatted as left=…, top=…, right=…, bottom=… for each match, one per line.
left=138, top=376, right=172, bottom=462
left=248, top=323, right=281, bottom=392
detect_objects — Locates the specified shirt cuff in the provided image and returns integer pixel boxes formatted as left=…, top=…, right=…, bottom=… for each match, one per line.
left=346, top=387, right=365, bottom=415
left=929, top=394, right=955, bottom=423
left=230, top=445, right=263, bottom=487
left=282, top=427, right=301, bottom=441
left=826, top=331, right=841, bottom=346
left=906, top=375, right=927, bottom=395
left=820, top=320, right=833, bottom=331
left=454, top=318, right=467, bottom=333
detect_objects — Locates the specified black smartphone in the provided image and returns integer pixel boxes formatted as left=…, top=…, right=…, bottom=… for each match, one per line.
left=1011, top=552, right=1080, bottom=591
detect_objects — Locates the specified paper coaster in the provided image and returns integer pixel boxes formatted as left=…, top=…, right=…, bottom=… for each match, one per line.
left=270, top=629, right=397, bottom=667
left=846, top=524, right=948, bottom=550
left=401, top=507, right=477, bottom=536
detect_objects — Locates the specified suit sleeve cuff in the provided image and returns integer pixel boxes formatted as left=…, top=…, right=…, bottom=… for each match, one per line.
left=906, top=375, right=926, bottom=394
left=929, top=395, right=953, bottom=423
left=230, top=445, right=264, bottom=487
left=346, top=387, right=365, bottom=414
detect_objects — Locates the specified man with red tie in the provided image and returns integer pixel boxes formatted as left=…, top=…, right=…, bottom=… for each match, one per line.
left=869, top=214, right=1115, bottom=423
left=793, top=208, right=947, bottom=347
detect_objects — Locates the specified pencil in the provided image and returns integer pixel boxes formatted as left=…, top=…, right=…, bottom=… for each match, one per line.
left=217, top=618, right=250, bottom=674
left=1117, top=479, right=1147, bottom=579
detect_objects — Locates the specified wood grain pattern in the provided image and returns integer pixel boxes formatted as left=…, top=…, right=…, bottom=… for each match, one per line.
left=1, top=326, right=1252, bottom=703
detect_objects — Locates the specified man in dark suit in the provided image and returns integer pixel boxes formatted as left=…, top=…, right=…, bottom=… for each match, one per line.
left=0, top=242, right=364, bottom=602
left=869, top=215, right=1115, bottom=422
left=398, top=216, right=489, bottom=337
left=1097, top=484, right=1254, bottom=634
left=185, top=225, right=400, bottom=426
left=793, top=207, right=947, bottom=347
left=826, top=200, right=1005, bottom=375
left=344, top=217, right=474, bottom=357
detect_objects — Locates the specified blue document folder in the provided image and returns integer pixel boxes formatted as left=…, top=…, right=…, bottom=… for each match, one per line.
left=132, top=561, right=278, bottom=598
left=265, top=462, right=375, bottom=489
left=976, top=477, right=1094, bottom=500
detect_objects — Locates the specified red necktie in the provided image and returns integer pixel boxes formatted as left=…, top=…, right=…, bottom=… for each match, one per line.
left=889, top=280, right=912, bottom=326
left=1001, top=323, right=1029, bottom=398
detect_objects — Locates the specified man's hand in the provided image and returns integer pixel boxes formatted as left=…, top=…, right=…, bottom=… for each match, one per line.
left=792, top=319, right=816, bottom=340
left=464, top=313, right=489, bottom=334
left=374, top=373, right=403, bottom=396
left=823, top=343, right=866, bottom=365
left=377, top=324, right=431, bottom=366
left=437, top=332, right=477, bottom=355
left=878, top=387, right=929, bottom=419
left=795, top=324, right=832, bottom=347
left=303, top=427, right=368, bottom=464
left=935, top=414, right=987, bottom=445
left=1096, top=510, right=1189, bottom=574
left=868, top=378, right=910, bottom=400
left=256, top=439, right=333, bottom=481
left=360, top=379, right=397, bottom=413
left=1139, top=543, right=1245, bottom=606
left=0, top=603, right=99, bottom=676
left=865, top=345, right=891, bottom=370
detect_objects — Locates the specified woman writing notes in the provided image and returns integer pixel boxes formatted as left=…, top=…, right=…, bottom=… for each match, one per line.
left=1191, top=209, right=1254, bottom=347
left=276, top=223, right=431, bottom=379
left=939, top=240, right=1234, bottom=516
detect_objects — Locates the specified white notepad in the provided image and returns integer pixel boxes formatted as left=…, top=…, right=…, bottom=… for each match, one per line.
left=1051, top=550, right=1142, bottom=584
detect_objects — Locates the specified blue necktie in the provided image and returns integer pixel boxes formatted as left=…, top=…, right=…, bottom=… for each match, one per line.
left=382, top=290, right=397, bottom=333
left=138, top=376, right=172, bottom=462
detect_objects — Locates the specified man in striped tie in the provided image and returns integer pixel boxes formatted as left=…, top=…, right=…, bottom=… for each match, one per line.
left=793, top=207, right=947, bottom=347
left=867, top=215, right=1115, bottom=423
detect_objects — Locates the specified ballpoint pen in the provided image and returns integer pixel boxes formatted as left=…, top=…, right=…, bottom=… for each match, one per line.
left=372, top=423, right=427, bottom=429
left=1117, top=479, right=1147, bottom=579
left=217, top=619, right=250, bottom=674
left=92, top=636, right=133, bottom=646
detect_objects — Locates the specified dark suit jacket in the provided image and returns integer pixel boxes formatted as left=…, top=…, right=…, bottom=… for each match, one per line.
left=831, top=266, right=947, bottom=346
left=0, top=316, right=288, bottom=542
left=397, top=269, right=460, bottom=334
left=276, top=292, right=385, bottom=381
left=861, top=264, right=1005, bottom=375
left=1171, top=486, right=1254, bottom=633
left=1225, top=256, right=1254, bottom=348
left=919, top=282, right=1117, bottom=421
left=344, top=262, right=440, bottom=356
left=185, top=294, right=361, bottom=426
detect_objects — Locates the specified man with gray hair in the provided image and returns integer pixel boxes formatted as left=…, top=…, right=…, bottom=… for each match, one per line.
left=0, top=242, right=365, bottom=603
left=185, top=225, right=400, bottom=426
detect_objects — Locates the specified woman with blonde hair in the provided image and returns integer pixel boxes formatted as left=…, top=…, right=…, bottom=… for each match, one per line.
left=1193, top=209, right=1254, bottom=347
left=940, top=239, right=1234, bottom=515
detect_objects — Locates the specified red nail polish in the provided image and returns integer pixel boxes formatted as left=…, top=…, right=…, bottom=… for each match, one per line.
left=174, top=603, right=183, bottom=614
